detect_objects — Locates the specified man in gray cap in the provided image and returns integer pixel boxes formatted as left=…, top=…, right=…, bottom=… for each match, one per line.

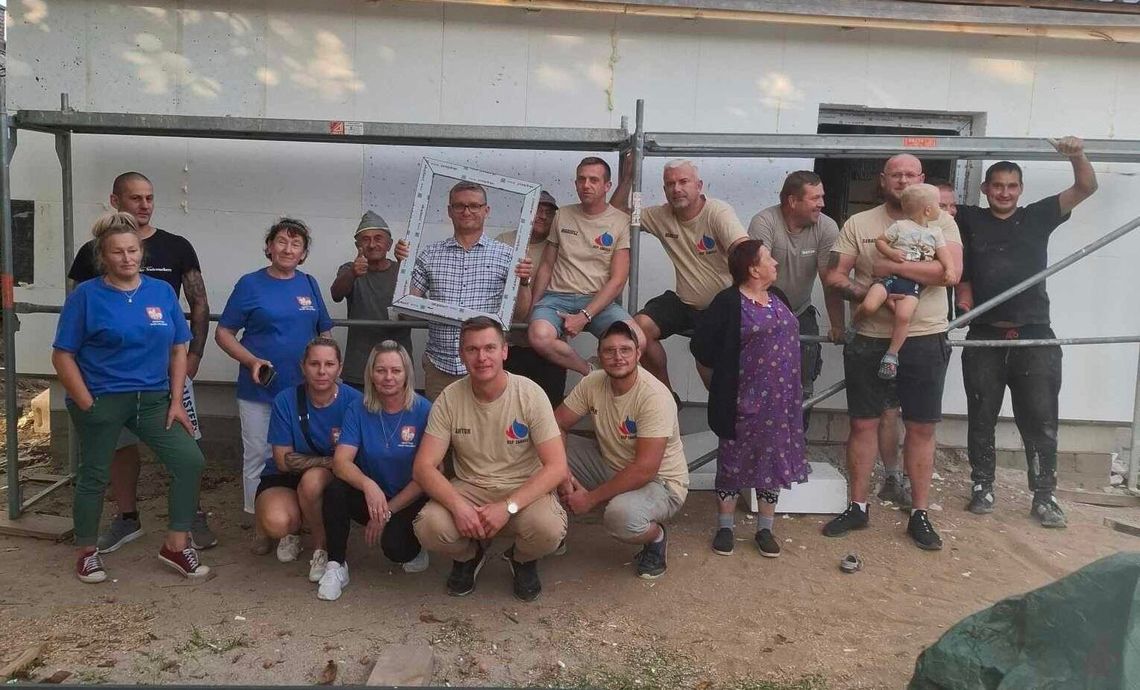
left=497, top=190, right=568, bottom=405
left=331, top=210, right=414, bottom=389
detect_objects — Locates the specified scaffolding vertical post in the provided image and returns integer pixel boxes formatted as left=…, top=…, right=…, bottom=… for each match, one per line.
left=1130, top=346, right=1140, bottom=493
left=2, top=43, right=21, bottom=519
left=54, top=93, right=78, bottom=476
left=627, top=99, right=645, bottom=312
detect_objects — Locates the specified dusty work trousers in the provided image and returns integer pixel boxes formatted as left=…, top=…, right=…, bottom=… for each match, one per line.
left=962, top=325, right=1062, bottom=493
left=564, top=434, right=684, bottom=542
left=69, top=391, right=205, bottom=547
left=413, top=480, right=567, bottom=563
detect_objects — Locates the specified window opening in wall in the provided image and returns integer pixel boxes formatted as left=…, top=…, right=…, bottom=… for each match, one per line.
left=10, top=200, right=34, bottom=285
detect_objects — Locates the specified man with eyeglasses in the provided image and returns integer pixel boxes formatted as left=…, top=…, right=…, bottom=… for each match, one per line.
left=396, top=181, right=533, bottom=400
left=553, top=321, right=688, bottom=580
left=823, top=154, right=962, bottom=551
left=331, top=211, right=413, bottom=391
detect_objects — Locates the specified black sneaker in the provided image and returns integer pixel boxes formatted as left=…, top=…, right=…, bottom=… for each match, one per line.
left=754, top=529, right=780, bottom=558
left=446, top=544, right=487, bottom=597
left=877, top=475, right=912, bottom=508
left=505, top=548, right=542, bottom=602
left=967, top=483, right=995, bottom=515
left=822, top=503, right=869, bottom=537
left=635, top=528, right=668, bottom=579
left=907, top=510, right=943, bottom=550
left=711, top=527, right=734, bottom=556
left=1031, top=493, right=1067, bottom=528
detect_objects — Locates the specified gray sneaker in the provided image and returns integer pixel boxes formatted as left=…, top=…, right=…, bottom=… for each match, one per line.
left=877, top=475, right=912, bottom=508
left=1032, top=494, right=1067, bottom=528
left=96, top=514, right=143, bottom=554
left=190, top=511, right=219, bottom=550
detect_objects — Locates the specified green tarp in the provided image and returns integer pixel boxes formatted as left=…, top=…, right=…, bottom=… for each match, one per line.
left=910, top=551, right=1140, bottom=689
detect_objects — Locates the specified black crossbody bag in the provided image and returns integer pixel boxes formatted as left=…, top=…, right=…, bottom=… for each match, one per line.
left=295, top=385, right=332, bottom=457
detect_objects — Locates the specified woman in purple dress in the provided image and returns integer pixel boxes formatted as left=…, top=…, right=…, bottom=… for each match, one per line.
left=691, top=239, right=808, bottom=558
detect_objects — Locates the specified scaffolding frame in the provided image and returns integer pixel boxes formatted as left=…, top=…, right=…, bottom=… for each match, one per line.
left=4, top=96, right=1140, bottom=529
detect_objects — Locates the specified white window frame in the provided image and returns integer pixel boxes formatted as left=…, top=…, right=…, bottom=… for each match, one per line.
left=390, top=158, right=540, bottom=326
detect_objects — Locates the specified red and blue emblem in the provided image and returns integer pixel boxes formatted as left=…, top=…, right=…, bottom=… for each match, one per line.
left=594, top=232, right=615, bottom=248
left=506, top=419, right=530, bottom=441
left=618, top=416, right=637, bottom=438
left=695, top=234, right=716, bottom=254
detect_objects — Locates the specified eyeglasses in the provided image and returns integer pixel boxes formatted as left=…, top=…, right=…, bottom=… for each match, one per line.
left=600, top=346, right=636, bottom=359
left=449, top=202, right=487, bottom=214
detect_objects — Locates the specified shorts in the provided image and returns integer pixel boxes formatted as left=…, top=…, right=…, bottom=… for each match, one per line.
left=531, top=292, right=631, bottom=338
left=637, top=290, right=699, bottom=339
left=255, top=472, right=302, bottom=498
left=843, top=333, right=950, bottom=423
left=117, top=376, right=201, bottom=449
left=879, top=275, right=922, bottom=299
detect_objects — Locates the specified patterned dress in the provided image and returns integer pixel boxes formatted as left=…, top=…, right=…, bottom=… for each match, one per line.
left=715, top=294, right=809, bottom=493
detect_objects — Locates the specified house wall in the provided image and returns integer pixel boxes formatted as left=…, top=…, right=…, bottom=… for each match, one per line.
left=8, top=0, right=1140, bottom=425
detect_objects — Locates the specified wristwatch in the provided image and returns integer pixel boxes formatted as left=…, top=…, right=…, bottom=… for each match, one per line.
left=519, top=278, right=531, bottom=287
left=578, top=308, right=593, bottom=323
left=506, top=499, right=520, bottom=516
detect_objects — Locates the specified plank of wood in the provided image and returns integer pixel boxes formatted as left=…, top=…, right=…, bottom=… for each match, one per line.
left=0, top=643, right=44, bottom=681
left=366, top=644, right=433, bottom=687
left=1104, top=517, right=1140, bottom=538
left=0, top=513, right=74, bottom=540
left=1056, top=488, right=1140, bottom=508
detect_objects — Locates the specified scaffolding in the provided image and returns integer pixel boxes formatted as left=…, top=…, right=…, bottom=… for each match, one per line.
left=4, top=96, right=1140, bottom=533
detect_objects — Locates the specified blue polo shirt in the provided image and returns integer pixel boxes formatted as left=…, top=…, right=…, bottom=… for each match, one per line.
left=218, top=268, right=333, bottom=404
left=264, top=383, right=361, bottom=476
left=53, top=276, right=191, bottom=398
left=338, top=394, right=432, bottom=497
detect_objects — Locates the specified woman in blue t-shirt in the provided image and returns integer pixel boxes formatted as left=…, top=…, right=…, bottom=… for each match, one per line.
left=52, top=212, right=209, bottom=584
left=254, top=337, right=361, bottom=583
left=215, top=218, right=333, bottom=517
left=315, top=341, right=432, bottom=601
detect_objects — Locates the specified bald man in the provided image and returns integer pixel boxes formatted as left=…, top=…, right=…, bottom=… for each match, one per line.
left=823, top=154, right=962, bottom=551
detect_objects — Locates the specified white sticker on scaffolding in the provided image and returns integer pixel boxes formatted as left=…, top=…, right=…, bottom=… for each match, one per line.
left=345, top=121, right=364, bottom=136
left=631, top=191, right=643, bottom=227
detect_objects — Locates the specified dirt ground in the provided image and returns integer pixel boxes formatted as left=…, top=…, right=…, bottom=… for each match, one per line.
left=2, top=380, right=1138, bottom=689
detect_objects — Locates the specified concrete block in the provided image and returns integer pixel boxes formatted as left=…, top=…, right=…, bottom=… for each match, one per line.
left=995, top=449, right=1025, bottom=470
left=775, top=462, right=848, bottom=515
left=827, top=413, right=850, bottom=444
left=1055, top=452, right=1079, bottom=475
left=1074, top=452, right=1111, bottom=478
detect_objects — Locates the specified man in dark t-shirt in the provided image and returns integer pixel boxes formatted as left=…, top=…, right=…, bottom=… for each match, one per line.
left=329, top=210, right=413, bottom=388
left=67, top=172, right=215, bottom=551
left=955, top=136, right=1097, bottom=528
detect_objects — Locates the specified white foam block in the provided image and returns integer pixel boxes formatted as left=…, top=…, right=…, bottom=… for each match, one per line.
left=687, top=457, right=848, bottom=515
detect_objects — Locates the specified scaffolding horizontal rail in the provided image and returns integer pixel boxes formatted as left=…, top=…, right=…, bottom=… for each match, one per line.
left=14, top=110, right=631, bottom=151
left=644, top=132, right=1140, bottom=161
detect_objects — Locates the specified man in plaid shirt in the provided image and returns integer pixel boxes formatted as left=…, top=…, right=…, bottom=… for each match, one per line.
left=397, top=181, right=534, bottom=399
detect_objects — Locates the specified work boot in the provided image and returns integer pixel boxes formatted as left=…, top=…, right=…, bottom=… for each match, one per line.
left=967, top=484, right=995, bottom=515
left=1031, top=493, right=1067, bottom=528
left=877, top=475, right=912, bottom=508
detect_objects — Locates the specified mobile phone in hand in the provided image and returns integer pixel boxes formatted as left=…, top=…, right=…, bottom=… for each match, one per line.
left=257, top=364, right=277, bottom=387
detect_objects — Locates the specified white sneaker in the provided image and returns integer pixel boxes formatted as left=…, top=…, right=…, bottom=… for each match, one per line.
left=402, top=549, right=430, bottom=573
left=276, top=534, right=302, bottom=563
left=308, top=548, right=329, bottom=582
left=317, top=561, right=349, bottom=601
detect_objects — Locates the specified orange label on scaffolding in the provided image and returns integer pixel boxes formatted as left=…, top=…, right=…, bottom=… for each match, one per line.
left=1, top=273, right=13, bottom=309
left=329, top=121, right=345, bottom=135
left=903, top=136, right=938, bottom=148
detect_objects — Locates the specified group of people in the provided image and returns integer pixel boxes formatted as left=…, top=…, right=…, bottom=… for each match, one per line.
left=53, top=135, right=1095, bottom=598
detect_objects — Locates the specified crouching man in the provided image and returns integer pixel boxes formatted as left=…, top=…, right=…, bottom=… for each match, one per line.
left=412, top=317, right=568, bottom=602
left=554, top=322, right=688, bottom=579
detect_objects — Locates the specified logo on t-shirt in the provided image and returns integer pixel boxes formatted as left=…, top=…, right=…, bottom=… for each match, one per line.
left=400, top=425, right=417, bottom=447
left=593, top=232, right=614, bottom=249
left=505, top=419, right=530, bottom=445
left=296, top=296, right=316, bottom=311
left=330, top=427, right=341, bottom=445
left=145, top=306, right=167, bottom=326
left=695, top=235, right=717, bottom=255
left=618, top=416, right=638, bottom=440
left=560, top=227, right=580, bottom=237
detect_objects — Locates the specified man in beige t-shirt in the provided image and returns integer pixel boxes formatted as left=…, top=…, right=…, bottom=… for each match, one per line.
left=611, top=159, right=748, bottom=401
left=498, top=190, right=567, bottom=406
left=554, top=322, right=687, bottom=580
left=822, top=154, right=962, bottom=553
left=413, top=317, right=568, bottom=602
left=529, top=157, right=642, bottom=377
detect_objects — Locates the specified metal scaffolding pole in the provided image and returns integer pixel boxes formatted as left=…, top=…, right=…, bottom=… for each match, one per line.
left=2, top=54, right=20, bottom=520
left=54, top=95, right=79, bottom=478
left=627, top=100, right=646, bottom=313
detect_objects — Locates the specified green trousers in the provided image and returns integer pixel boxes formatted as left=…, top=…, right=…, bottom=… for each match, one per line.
left=68, top=391, right=205, bottom=547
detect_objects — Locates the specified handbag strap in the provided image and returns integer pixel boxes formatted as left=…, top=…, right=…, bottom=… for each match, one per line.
left=294, top=385, right=330, bottom=457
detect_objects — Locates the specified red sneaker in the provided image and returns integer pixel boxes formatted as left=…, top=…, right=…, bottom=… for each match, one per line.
left=76, top=550, right=107, bottom=583
left=158, top=545, right=212, bottom=579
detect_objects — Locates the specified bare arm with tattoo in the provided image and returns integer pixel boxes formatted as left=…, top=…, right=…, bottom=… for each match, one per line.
left=272, top=445, right=332, bottom=474
left=182, top=268, right=210, bottom=379
left=822, top=251, right=868, bottom=304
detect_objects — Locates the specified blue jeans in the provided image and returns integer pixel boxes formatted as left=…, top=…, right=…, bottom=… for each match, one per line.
left=530, top=292, right=630, bottom=338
